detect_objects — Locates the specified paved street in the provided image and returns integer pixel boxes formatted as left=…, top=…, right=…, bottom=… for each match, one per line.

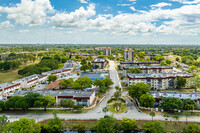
left=2, top=60, right=200, bottom=123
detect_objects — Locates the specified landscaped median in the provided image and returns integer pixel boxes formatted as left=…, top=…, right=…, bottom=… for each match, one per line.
left=107, top=97, right=127, bottom=113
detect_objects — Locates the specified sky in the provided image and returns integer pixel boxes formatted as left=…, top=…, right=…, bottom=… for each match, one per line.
left=0, top=0, right=200, bottom=44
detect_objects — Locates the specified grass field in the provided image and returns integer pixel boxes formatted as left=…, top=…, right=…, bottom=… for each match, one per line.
left=0, top=60, right=40, bottom=84
left=108, top=102, right=127, bottom=113
left=0, top=69, right=23, bottom=84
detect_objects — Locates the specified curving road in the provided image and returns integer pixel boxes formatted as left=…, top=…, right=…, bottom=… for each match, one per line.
left=1, top=60, right=200, bottom=123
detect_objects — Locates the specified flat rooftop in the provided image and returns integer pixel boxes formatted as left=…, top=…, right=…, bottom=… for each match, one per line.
left=120, top=61, right=160, bottom=64
left=150, top=91, right=200, bottom=100
left=9, top=90, right=95, bottom=98
left=0, top=83, right=17, bottom=90
left=123, top=65, right=173, bottom=70
left=127, top=73, right=193, bottom=79
left=93, top=58, right=106, bottom=63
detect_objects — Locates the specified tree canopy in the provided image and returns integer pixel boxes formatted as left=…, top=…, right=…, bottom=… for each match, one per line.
left=128, top=83, right=150, bottom=99
left=161, top=97, right=183, bottom=111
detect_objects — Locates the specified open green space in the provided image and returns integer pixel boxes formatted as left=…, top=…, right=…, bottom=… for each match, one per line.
left=0, top=69, right=23, bottom=84
left=108, top=102, right=127, bottom=114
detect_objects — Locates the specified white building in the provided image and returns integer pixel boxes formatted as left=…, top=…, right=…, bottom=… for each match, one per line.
left=0, top=83, right=21, bottom=97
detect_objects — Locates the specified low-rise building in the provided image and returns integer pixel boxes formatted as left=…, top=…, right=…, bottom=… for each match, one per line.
left=13, top=74, right=39, bottom=88
left=93, top=58, right=107, bottom=69
left=120, top=61, right=160, bottom=68
left=123, top=65, right=173, bottom=76
left=66, top=52, right=98, bottom=59
left=144, top=53, right=168, bottom=60
left=149, top=91, right=200, bottom=108
left=0, top=83, right=21, bottom=97
left=170, top=59, right=190, bottom=69
left=8, top=90, right=95, bottom=106
left=127, top=73, right=194, bottom=90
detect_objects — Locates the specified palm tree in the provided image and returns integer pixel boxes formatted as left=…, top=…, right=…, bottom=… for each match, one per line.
left=102, top=107, right=109, bottom=116
left=149, top=111, right=155, bottom=121
left=183, top=110, right=191, bottom=125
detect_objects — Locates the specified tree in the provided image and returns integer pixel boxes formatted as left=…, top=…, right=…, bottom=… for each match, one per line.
left=183, top=99, right=195, bottom=110
left=127, top=68, right=142, bottom=74
left=96, top=116, right=120, bottom=133
left=102, top=107, right=109, bottom=116
left=4, top=118, right=41, bottom=133
left=161, top=97, right=183, bottom=112
left=183, top=110, right=191, bottom=125
left=153, top=55, right=165, bottom=62
left=93, top=78, right=113, bottom=88
left=121, top=118, right=137, bottom=133
left=47, top=75, right=57, bottom=84
left=128, top=83, right=150, bottom=99
left=0, top=101, right=5, bottom=110
left=172, top=115, right=179, bottom=123
left=70, top=122, right=86, bottom=133
left=61, top=99, right=75, bottom=108
left=73, top=77, right=92, bottom=90
left=165, top=59, right=171, bottom=65
left=59, top=78, right=74, bottom=89
left=34, top=95, right=55, bottom=111
left=80, top=64, right=90, bottom=72
left=163, top=114, right=170, bottom=121
left=139, top=94, right=155, bottom=108
left=176, top=77, right=186, bottom=89
left=103, top=78, right=114, bottom=88
left=41, top=117, right=63, bottom=133
left=80, top=59, right=87, bottom=65
left=176, top=57, right=180, bottom=62
left=24, top=92, right=41, bottom=107
left=192, top=76, right=200, bottom=92
left=144, top=121, right=165, bottom=133
left=0, top=115, right=8, bottom=131
left=184, top=123, right=200, bottom=133
left=182, top=56, right=194, bottom=65
left=150, top=111, right=155, bottom=121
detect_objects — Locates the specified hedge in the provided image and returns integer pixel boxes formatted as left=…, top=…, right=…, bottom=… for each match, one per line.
left=107, top=98, right=126, bottom=103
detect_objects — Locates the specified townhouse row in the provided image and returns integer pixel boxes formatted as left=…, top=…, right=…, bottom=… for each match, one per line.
left=0, top=68, right=71, bottom=98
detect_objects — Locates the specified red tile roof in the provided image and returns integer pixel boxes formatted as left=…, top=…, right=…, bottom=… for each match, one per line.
left=46, top=80, right=61, bottom=89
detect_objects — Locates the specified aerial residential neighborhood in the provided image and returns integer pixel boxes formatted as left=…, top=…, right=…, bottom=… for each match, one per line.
left=1, top=0, right=200, bottom=133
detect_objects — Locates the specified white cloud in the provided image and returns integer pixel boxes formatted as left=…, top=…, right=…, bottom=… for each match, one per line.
left=79, top=0, right=88, bottom=4
left=0, top=21, right=13, bottom=29
left=0, top=0, right=54, bottom=26
left=151, top=2, right=172, bottom=8
left=130, top=6, right=136, bottom=11
left=117, top=4, right=133, bottom=6
left=51, top=4, right=95, bottom=29
left=170, top=0, right=200, bottom=4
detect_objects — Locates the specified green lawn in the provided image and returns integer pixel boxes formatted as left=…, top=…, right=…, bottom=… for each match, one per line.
left=108, top=102, right=127, bottom=114
left=0, top=69, right=23, bottom=84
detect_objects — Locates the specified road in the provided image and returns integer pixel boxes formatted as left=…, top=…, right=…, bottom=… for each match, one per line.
left=2, top=60, right=200, bottom=123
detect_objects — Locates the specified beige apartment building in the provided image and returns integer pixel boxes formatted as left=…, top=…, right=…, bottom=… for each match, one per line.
left=104, top=47, right=111, bottom=56
left=124, top=48, right=134, bottom=62
left=123, top=65, right=173, bottom=76
left=127, top=73, right=194, bottom=90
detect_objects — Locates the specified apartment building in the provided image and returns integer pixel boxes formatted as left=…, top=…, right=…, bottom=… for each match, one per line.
left=150, top=91, right=200, bottom=108
left=0, top=83, right=21, bottom=97
left=120, top=61, right=160, bottom=68
left=93, top=58, right=107, bottom=69
left=66, top=52, right=98, bottom=59
left=144, top=53, right=168, bottom=60
left=127, top=73, right=194, bottom=90
left=8, top=90, right=95, bottom=106
left=124, top=48, right=134, bottom=62
left=123, top=65, right=173, bottom=76
left=104, top=47, right=111, bottom=56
